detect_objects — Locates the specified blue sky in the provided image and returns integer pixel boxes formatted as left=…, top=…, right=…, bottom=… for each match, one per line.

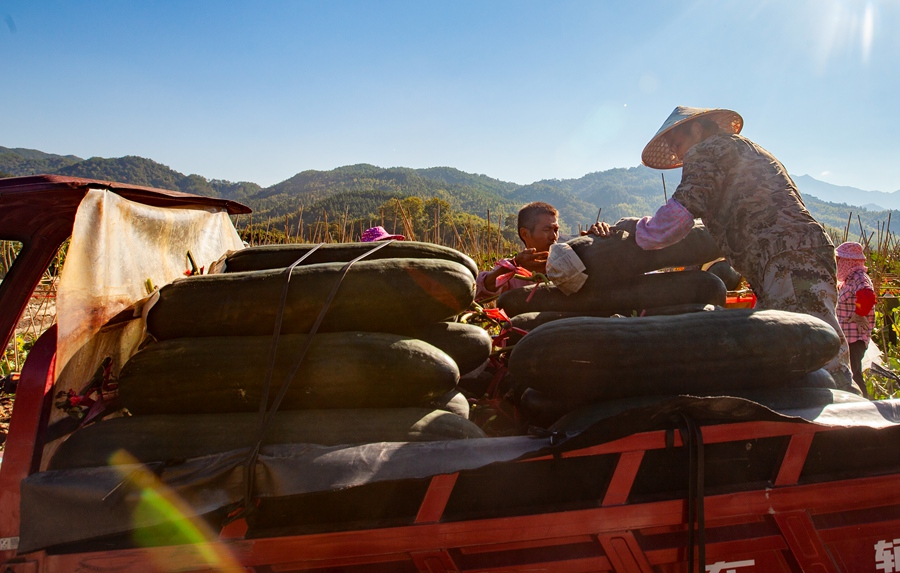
left=3, top=1, right=899, bottom=192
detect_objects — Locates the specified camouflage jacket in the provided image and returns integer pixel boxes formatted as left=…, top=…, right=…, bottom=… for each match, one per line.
left=673, top=133, right=833, bottom=289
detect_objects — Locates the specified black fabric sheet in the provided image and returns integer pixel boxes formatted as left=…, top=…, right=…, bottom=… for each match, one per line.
left=19, top=395, right=900, bottom=553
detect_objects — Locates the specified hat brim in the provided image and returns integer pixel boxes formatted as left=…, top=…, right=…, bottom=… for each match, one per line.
left=835, top=251, right=865, bottom=260
left=835, top=242, right=866, bottom=259
left=641, top=108, right=743, bottom=170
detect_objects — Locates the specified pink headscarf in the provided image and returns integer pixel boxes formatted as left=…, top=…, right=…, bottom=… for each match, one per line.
left=835, top=242, right=867, bottom=285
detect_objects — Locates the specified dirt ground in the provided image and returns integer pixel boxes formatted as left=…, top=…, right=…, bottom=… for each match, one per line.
left=0, top=283, right=57, bottom=450
left=0, top=392, right=12, bottom=448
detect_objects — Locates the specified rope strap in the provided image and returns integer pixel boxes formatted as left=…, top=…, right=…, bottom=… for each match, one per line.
left=668, top=412, right=705, bottom=572
left=235, top=240, right=396, bottom=521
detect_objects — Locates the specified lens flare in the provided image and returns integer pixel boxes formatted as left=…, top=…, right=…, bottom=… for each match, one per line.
left=109, top=449, right=245, bottom=572
left=813, top=0, right=879, bottom=71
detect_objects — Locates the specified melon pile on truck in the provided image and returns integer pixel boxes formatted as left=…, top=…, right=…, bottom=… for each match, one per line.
left=1, top=175, right=900, bottom=573
left=493, top=228, right=850, bottom=429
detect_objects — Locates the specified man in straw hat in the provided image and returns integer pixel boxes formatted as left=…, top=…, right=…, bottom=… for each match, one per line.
left=587, top=105, right=856, bottom=393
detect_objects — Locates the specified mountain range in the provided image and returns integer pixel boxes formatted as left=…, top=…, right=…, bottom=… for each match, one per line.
left=2, top=145, right=897, bottom=240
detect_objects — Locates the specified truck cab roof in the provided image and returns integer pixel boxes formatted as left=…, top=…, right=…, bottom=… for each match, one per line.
left=0, top=175, right=250, bottom=353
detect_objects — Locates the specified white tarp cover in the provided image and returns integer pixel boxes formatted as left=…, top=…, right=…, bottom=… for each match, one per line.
left=54, top=188, right=243, bottom=382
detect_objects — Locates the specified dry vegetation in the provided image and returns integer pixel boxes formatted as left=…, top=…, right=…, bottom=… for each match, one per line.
left=232, top=199, right=522, bottom=272
left=1, top=244, right=61, bottom=450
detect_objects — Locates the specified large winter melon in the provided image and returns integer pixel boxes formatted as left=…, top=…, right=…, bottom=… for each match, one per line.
left=147, top=258, right=475, bottom=339
left=506, top=304, right=716, bottom=345
left=548, top=386, right=861, bottom=436
left=48, top=408, right=486, bottom=470
left=508, top=309, right=840, bottom=402
left=385, top=321, right=492, bottom=376
left=118, top=332, right=459, bottom=415
left=516, top=369, right=841, bottom=430
left=498, top=270, right=726, bottom=317
left=223, top=241, right=479, bottom=279
left=566, top=224, right=723, bottom=290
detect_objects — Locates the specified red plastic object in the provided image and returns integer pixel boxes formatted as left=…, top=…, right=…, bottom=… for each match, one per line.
left=725, top=292, right=757, bottom=309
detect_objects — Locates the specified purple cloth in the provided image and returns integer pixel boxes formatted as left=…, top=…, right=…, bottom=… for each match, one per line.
left=634, top=197, right=695, bottom=250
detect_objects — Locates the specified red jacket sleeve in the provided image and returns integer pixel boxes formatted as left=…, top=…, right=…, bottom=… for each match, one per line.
left=855, top=288, right=876, bottom=315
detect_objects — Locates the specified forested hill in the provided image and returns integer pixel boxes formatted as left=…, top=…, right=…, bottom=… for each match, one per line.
left=0, top=146, right=82, bottom=174
left=57, top=155, right=263, bottom=201
left=1, top=145, right=896, bottom=238
left=0, top=148, right=263, bottom=202
left=253, top=164, right=522, bottom=223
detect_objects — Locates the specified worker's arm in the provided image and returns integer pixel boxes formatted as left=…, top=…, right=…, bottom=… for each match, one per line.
left=475, top=250, right=547, bottom=299
left=631, top=198, right=695, bottom=250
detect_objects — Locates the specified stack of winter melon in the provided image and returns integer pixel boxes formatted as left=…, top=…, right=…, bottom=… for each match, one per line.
left=492, top=226, right=855, bottom=427
left=498, top=223, right=727, bottom=318
left=48, top=242, right=491, bottom=471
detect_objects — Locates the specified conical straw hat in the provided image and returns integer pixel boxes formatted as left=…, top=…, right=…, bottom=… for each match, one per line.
left=641, top=106, right=743, bottom=169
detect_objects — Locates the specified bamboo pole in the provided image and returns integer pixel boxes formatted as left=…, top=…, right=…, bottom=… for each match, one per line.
left=394, top=198, right=416, bottom=241
left=436, top=205, right=440, bottom=244
left=450, top=219, right=465, bottom=252
left=296, top=207, right=304, bottom=243
left=465, top=218, right=479, bottom=259
left=486, top=209, right=492, bottom=261
left=339, top=206, right=349, bottom=243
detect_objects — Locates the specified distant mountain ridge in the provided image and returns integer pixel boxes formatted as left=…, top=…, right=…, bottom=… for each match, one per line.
left=1, top=145, right=897, bottom=238
left=255, top=163, right=522, bottom=220
left=0, top=146, right=82, bottom=174
left=792, top=174, right=900, bottom=210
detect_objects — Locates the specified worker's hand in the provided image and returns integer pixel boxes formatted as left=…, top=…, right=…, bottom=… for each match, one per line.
left=851, top=313, right=869, bottom=329
left=513, top=248, right=549, bottom=274
left=613, top=217, right=640, bottom=236
left=581, top=222, right=611, bottom=237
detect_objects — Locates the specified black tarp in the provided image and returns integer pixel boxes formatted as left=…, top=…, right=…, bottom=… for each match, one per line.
left=19, top=395, right=900, bottom=553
